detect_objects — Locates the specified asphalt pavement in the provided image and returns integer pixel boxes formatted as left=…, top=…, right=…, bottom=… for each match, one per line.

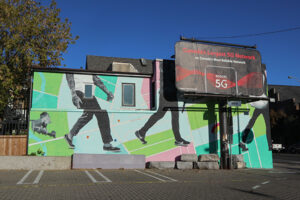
left=0, top=154, right=299, bottom=200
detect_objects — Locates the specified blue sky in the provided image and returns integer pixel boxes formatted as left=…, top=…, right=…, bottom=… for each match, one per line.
left=50, top=0, right=300, bottom=86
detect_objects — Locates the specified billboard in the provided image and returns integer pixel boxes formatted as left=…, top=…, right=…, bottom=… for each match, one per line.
left=175, top=41, right=265, bottom=97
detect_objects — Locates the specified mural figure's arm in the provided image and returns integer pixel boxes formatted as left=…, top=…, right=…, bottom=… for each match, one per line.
left=93, top=75, right=114, bottom=101
left=66, top=73, right=82, bottom=108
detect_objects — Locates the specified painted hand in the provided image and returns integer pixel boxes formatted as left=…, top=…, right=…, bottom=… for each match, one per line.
left=72, top=95, right=82, bottom=108
left=107, top=92, right=114, bottom=102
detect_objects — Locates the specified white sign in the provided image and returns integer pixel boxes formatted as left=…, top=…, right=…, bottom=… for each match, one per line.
left=228, top=101, right=241, bottom=107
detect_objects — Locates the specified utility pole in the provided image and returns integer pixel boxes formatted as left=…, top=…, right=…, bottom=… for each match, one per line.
left=227, top=107, right=233, bottom=169
left=219, top=101, right=229, bottom=169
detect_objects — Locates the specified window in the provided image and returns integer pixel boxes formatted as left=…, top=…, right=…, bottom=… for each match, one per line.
left=84, top=84, right=93, bottom=98
left=122, top=83, right=135, bottom=106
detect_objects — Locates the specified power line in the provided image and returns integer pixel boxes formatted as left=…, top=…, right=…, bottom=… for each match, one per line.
left=198, top=26, right=300, bottom=39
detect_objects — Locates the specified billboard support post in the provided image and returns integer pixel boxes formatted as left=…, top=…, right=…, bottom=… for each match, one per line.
left=227, top=107, right=233, bottom=169
left=219, top=101, right=229, bottom=169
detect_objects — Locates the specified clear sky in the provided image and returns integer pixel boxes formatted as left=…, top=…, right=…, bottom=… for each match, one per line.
left=48, top=0, right=300, bottom=86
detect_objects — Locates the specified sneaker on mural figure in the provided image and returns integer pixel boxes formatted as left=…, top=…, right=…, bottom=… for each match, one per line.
left=64, top=134, right=75, bottom=149
left=103, top=144, right=120, bottom=152
left=239, top=142, right=248, bottom=151
left=175, top=139, right=190, bottom=147
left=64, top=133, right=120, bottom=152
left=135, top=131, right=147, bottom=144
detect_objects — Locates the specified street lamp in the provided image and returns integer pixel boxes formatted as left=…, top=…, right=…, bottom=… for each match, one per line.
left=288, top=76, right=300, bottom=83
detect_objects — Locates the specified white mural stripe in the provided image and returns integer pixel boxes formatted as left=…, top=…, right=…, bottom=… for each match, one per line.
left=130, top=138, right=174, bottom=153
left=111, top=115, right=150, bottom=129
left=109, top=78, right=119, bottom=111
left=29, top=127, right=101, bottom=146
left=101, top=78, right=117, bottom=86
left=33, top=89, right=57, bottom=97
left=145, top=146, right=178, bottom=159
left=242, top=151, right=252, bottom=168
left=254, top=135, right=262, bottom=168
left=29, top=136, right=64, bottom=146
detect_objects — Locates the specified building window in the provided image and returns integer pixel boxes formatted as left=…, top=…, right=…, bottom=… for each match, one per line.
left=84, top=84, right=93, bottom=98
left=122, top=83, right=135, bottom=107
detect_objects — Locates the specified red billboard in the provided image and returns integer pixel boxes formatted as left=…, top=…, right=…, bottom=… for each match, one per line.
left=175, top=41, right=265, bottom=97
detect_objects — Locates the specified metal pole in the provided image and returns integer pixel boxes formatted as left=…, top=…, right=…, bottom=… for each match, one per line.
left=219, top=101, right=229, bottom=169
left=227, top=107, right=233, bottom=169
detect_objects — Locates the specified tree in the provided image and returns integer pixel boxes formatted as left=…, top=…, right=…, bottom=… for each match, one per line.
left=0, top=0, right=78, bottom=114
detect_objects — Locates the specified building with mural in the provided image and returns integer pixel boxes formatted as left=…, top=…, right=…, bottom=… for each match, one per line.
left=28, top=41, right=273, bottom=168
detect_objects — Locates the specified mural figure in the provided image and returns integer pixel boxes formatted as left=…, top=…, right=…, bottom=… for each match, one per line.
left=239, top=64, right=272, bottom=151
left=135, top=62, right=190, bottom=146
left=31, top=112, right=56, bottom=138
left=64, top=74, right=120, bottom=152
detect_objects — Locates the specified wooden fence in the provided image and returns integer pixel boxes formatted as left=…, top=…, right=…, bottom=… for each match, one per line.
left=0, top=135, right=27, bottom=156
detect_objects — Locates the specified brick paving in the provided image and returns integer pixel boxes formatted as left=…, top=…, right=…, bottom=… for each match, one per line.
left=0, top=155, right=299, bottom=200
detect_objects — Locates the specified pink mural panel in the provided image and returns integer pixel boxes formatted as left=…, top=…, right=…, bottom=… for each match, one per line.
left=146, top=143, right=196, bottom=162
left=141, top=78, right=151, bottom=108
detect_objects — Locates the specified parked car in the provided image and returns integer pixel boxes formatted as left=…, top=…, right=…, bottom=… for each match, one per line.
left=287, top=142, right=300, bottom=153
left=272, top=143, right=285, bottom=153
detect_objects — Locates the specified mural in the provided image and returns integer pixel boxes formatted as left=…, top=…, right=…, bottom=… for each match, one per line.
left=28, top=60, right=272, bottom=168
left=239, top=64, right=272, bottom=152
left=31, top=112, right=56, bottom=138
left=64, top=74, right=119, bottom=152
left=135, top=60, right=190, bottom=146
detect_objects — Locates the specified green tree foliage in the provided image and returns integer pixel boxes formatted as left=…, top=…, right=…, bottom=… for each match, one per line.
left=0, top=0, right=78, bottom=113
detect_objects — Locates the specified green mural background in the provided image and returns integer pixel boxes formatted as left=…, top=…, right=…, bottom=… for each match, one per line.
left=28, top=71, right=273, bottom=168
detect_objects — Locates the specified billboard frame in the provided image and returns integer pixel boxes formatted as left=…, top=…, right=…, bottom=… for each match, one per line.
left=176, top=37, right=269, bottom=102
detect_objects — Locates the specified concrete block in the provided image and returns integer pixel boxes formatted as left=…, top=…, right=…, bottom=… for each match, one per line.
left=73, top=154, right=145, bottom=169
left=176, top=161, right=193, bottom=170
left=232, top=154, right=244, bottom=163
left=0, top=156, right=71, bottom=170
left=147, top=161, right=175, bottom=169
left=234, top=161, right=246, bottom=169
left=198, top=154, right=219, bottom=162
left=197, top=162, right=219, bottom=170
left=180, top=154, right=198, bottom=162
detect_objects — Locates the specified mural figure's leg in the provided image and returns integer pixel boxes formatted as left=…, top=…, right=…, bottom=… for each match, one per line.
left=135, top=110, right=166, bottom=144
left=64, top=91, right=93, bottom=149
left=171, top=110, right=190, bottom=146
left=95, top=109, right=120, bottom=152
left=95, top=111, right=113, bottom=144
left=239, top=109, right=261, bottom=151
left=65, top=111, right=93, bottom=149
